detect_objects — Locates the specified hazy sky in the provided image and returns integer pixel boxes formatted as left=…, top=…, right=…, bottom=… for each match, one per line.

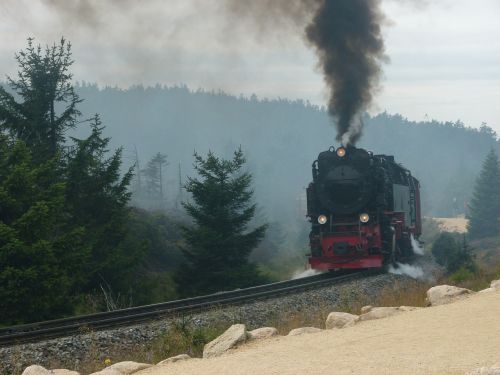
left=1, top=0, right=499, bottom=131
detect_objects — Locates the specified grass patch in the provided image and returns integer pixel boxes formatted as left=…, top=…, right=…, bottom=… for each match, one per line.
left=369, top=281, right=430, bottom=309
left=442, top=262, right=500, bottom=291
left=335, top=280, right=430, bottom=315
left=148, top=318, right=225, bottom=361
left=264, top=303, right=333, bottom=335
left=260, top=279, right=431, bottom=336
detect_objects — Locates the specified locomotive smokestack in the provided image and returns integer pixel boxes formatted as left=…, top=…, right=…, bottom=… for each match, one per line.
left=306, top=0, right=386, bottom=145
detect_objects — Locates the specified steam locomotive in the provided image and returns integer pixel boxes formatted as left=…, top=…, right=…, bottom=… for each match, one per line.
left=306, top=146, right=421, bottom=270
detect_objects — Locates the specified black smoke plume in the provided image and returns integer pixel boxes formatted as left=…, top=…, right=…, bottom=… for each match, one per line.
left=226, top=0, right=386, bottom=145
left=305, top=0, right=386, bottom=145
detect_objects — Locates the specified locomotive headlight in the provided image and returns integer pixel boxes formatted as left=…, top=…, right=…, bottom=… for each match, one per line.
left=318, top=215, right=328, bottom=225
left=336, top=147, right=346, bottom=157
left=359, top=213, right=370, bottom=223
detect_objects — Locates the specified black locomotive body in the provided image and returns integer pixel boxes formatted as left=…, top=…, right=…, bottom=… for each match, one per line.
left=306, top=146, right=421, bottom=270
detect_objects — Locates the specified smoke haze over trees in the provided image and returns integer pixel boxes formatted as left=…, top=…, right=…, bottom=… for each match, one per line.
left=70, top=82, right=499, bottom=221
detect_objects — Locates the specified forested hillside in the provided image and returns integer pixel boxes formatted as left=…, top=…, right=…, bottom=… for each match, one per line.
left=2, top=71, right=498, bottom=324
left=74, top=83, right=499, bottom=219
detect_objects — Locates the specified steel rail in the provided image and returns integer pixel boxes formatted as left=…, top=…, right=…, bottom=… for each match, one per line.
left=0, top=269, right=378, bottom=347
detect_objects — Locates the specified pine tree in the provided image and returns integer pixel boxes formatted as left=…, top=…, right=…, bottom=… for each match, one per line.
left=65, top=115, right=140, bottom=291
left=0, top=135, right=89, bottom=324
left=141, top=152, right=168, bottom=200
left=175, top=148, right=267, bottom=296
left=0, top=38, right=81, bottom=159
left=467, top=149, right=500, bottom=238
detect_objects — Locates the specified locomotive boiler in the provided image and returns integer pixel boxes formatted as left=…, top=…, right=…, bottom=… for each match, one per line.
left=306, top=146, right=421, bottom=270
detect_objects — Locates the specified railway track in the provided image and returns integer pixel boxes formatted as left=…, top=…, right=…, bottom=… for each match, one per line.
left=0, top=269, right=378, bottom=347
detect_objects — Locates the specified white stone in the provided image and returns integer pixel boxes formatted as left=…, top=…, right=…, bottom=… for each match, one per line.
left=479, top=280, right=500, bottom=293
left=52, top=370, right=80, bottom=375
left=359, top=306, right=422, bottom=321
left=325, top=312, right=359, bottom=329
left=479, top=288, right=495, bottom=293
left=359, top=307, right=401, bottom=321
left=287, top=327, right=322, bottom=336
left=203, top=324, right=247, bottom=358
left=398, top=306, right=423, bottom=312
left=89, top=369, right=121, bottom=375
left=22, top=365, right=51, bottom=375
left=90, top=361, right=151, bottom=375
left=157, top=354, right=191, bottom=365
left=24, top=367, right=79, bottom=375
left=468, top=364, right=500, bottom=375
left=360, top=305, right=373, bottom=314
left=247, top=327, right=278, bottom=340
left=426, top=285, right=473, bottom=306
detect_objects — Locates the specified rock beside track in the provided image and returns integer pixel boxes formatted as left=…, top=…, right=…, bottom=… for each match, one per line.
left=325, top=312, right=359, bottom=329
left=247, top=327, right=278, bottom=340
left=22, top=365, right=81, bottom=375
left=287, top=327, right=323, bottom=336
left=89, top=361, right=151, bottom=375
left=203, top=324, right=247, bottom=358
left=480, top=279, right=500, bottom=293
left=156, top=354, right=191, bottom=365
left=22, top=365, right=52, bottom=375
left=360, top=305, right=373, bottom=314
left=359, top=306, right=422, bottom=321
left=359, top=306, right=401, bottom=321
left=426, top=285, right=473, bottom=306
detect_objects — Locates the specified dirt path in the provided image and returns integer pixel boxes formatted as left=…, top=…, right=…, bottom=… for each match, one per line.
left=138, top=290, right=500, bottom=375
left=433, top=217, right=468, bottom=233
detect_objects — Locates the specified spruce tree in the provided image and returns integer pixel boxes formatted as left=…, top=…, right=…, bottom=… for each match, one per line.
left=65, top=115, right=139, bottom=291
left=0, top=135, right=89, bottom=324
left=0, top=38, right=81, bottom=159
left=141, top=152, right=168, bottom=200
left=175, top=148, right=267, bottom=296
left=467, top=149, right=500, bottom=238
